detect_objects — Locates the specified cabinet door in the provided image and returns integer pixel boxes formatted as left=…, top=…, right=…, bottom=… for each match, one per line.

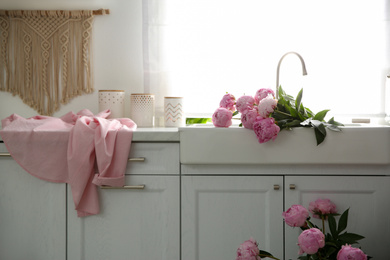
left=285, top=176, right=390, bottom=259
left=0, top=150, right=66, bottom=260
left=181, top=175, right=283, bottom=260
left=67, top=175, right=180, bottom=260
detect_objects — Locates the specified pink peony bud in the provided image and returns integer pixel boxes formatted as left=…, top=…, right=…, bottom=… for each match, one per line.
left=212, top=107, right=233, bottom=128
left=337, top=244, right=367, bottom=260
left=283, top=205, right=309, bottom=227
left=236, top=237, right=261, bottom=260
left=308, top=199, right=337, bottom=219
left=219, top=93, right=236, bottom=112
left=298, top=228, right=325, bottom=255
left=254, top=88, right=275, bottom=104
left=253, top=118, right=280, bottom=143
left=236, top=95, right=255, bottom=114
left=257, top=97, right=277, bottom=119
left=241, top=108, right=260, bottom=129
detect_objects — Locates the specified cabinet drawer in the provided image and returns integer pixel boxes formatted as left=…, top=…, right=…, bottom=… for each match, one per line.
left=127, top=142, right=179, bottom=175
left=0, top=142, right=9, bottom=153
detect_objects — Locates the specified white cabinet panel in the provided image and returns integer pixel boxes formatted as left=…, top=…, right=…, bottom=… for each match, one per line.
left=181, top=175, right=283, bottom=260
left=67, top=175, right=180, bottom=260
left=285, top=176, right=390, bottom=260
left=0, top=148, right=66, bottom=260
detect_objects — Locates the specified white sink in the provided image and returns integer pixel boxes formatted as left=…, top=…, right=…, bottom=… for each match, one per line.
left=179, top=125, right=390, bottom=164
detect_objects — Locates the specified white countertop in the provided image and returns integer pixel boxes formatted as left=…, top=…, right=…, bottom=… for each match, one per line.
left=132, top=127, right=179, bottom=142
left=0, top=127, right=180, bottom=142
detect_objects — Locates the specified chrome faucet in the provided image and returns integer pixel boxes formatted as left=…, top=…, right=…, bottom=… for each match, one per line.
left=276, top=52, right=307, bottom=97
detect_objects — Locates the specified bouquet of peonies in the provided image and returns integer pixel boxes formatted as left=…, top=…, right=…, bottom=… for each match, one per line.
left=211, top=86, right=343, bottom=145
left=237, top=199, right=369, bottom=260
left=283, top=199, right=368, bottom=260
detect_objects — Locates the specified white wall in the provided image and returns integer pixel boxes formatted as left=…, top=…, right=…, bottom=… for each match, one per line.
left=0, top=0, right=144, bottom=124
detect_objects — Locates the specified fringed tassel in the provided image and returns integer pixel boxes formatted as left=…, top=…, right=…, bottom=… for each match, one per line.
left=0, top=9, right=95, bottom=115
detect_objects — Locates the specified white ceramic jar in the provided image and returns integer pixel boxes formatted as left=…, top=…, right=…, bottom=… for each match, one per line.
left=130, top=93, right=155, bottom=127
left=98, top=90, right=125, bottom=118
left=164, top=97, right=184, bottom=127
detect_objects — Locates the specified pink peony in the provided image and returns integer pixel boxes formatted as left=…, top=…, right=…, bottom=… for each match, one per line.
left=236, top=237, right=261, bottom=260
left=241, top=108, right=260, bottom=129
left=212, top=107, right=233, bottom=127
left=236, top=95, right=255, bottom=114
left=298, top=228, right=325, bottom=255
left=254, top=88, right=275, bottom=104
left=253, top=118, right=280, bottom=143
left=283, top=205, right=309, bottom=227
left=309, top=199, right=337, bottom=219
left=337, top=244, right=367, bottom=260
left=220, top=93, right=236, bottom=112
left=257, top=97, right=278, bottom=119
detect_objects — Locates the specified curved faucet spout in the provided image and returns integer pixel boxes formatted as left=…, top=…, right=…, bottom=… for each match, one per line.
left=276, top=52, right=307, bottom=97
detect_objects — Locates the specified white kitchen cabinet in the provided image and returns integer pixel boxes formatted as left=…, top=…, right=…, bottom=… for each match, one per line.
left=284, top=175, right=390, bottom=260
left=181, top=174, right=284, bottom=260
left=67, top=142, right=180, bottom=260
left=0, top=143, right=66, bottom=260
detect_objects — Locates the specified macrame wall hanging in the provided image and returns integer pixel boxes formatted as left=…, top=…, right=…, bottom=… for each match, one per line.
left=0, top=9, right=109, bottom=115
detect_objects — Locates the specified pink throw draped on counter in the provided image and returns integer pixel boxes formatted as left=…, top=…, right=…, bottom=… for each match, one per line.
left=0, top=109, right=137, bottom=217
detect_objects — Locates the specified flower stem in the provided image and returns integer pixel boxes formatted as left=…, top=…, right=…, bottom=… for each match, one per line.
left=321, top=216, right=325, bottom=234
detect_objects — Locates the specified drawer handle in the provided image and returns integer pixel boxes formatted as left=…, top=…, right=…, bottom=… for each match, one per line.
left=101, top=185, right=145, bottom=190
left=289, top=184, right=296, bottom=190
left=273, top=184, right=280, bottom=190
left=128, top=157, right=145, bottom=162
left=0, top=153, right=11, bottom=157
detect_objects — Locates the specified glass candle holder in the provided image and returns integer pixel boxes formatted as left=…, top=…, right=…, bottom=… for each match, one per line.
left=130, top=93, right=155, bottom=127
left=98, top=90, right=125, bottom=118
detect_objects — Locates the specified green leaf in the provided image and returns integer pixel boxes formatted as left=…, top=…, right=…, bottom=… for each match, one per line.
left=338, top=232, right=365, bottom=244
left=259, top=250, right=274, bottom=257
left=328, top=117, right=344, bottom=126
left=338, top=208, right=349, bottom=234
left=313, top=123, right=326, bottom=145
left=328, top=214, right=338, bottom=239
left=313, top=109, right=330, bottom=121
left=326, top=124, right=342, bottom=132
left=232, top=111, right=239, bottom=117
left=295, top=88, right=303, bottom=114
left=185, top=118, right=211, bottom=125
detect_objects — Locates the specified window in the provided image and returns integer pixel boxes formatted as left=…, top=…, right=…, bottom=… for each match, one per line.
left=143, top=0, right=388, bottom=123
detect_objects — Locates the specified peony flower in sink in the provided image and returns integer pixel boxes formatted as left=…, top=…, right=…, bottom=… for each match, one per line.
left=212, top=107, right=233, bottom=127
left=257, top=97, right=278, bottom=119
left=241, top=108, right=260, bottom=129
left=253, top=117, right=280, bottom=143
left=236, top=95, right=255, bottom=114
left=254, top=88, right=275, bottom=104
left=219, top=93, right=236, bottom=112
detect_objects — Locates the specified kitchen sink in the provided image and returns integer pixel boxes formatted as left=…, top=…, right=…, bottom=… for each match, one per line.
left=179, top=125, right=390, bottom=164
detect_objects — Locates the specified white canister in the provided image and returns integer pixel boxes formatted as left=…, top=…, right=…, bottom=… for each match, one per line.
left=98, top=90, right=125, bottom=118
left=164, top=97, right=184, bottom=127
left=130, top=93, right=155, bottom=127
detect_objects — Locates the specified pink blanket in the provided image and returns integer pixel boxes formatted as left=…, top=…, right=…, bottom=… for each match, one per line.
left=0, top=109, right=137, bottom=217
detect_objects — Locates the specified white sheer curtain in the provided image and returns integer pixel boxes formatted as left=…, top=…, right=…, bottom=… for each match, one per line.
left=143, top=0, right=389, bottom=122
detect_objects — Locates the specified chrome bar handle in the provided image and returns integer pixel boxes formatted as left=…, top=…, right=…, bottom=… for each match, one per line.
left=101, top=185, right=145, bottom=190
left=128, top=157, right=145, bottom=162
left=0, top=153, right=11, bottom=157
